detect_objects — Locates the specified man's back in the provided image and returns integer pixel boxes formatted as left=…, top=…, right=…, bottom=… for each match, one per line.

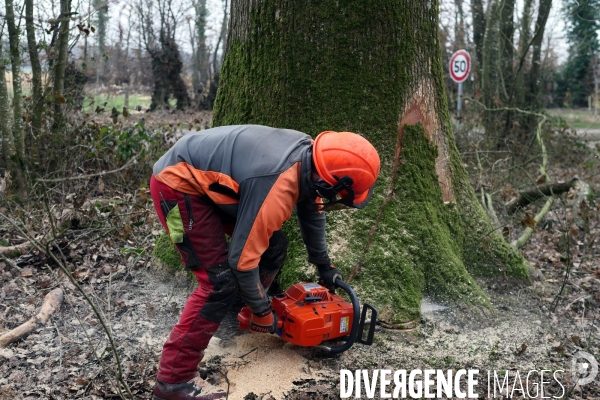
left=153, top=125, right=312, bottom=188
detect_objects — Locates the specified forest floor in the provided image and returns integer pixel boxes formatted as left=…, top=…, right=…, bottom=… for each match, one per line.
left=1, top=114, right=600, bottom=399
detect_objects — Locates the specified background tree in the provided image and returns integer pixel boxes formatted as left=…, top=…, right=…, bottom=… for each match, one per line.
left=25, top=0, right=44, bottom=152
left=93, top=0, right=109, bottom=83
left=470, top=0, right=553, bottom=142
left=554, top=0, right=600, bottom=107
left=137, top=0, right=190, bottom=110
left=52, top=0, right=72, bottom=130
left=189, top=0, right=210, bottom=102
left=5, top=0, right=24, bottom=165
left=214, top=0, right=529, bottom=325
left=0, top=24, right=15, bottom=172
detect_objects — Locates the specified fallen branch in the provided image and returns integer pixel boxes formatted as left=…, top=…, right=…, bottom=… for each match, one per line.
left=0, top=235, right=44, bottom=257
left=480, top=188, right=501, bottom=228
left=0, top=288, right=63, bottom=347
left=0, top=241, right=30, bottom=257
left=0, top=253, right=21, bottom=271
left=36, top=156, right=138, bottom=183
left=511, top=197, right=554, bottom=249
left=506, top=178, right=579, bottom=214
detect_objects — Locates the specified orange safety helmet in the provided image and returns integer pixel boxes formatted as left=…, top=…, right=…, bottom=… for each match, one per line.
left=312, top=131, right=380, bottom=209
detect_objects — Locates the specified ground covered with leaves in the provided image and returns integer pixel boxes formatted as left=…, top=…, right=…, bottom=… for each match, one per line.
left=1, top=115, right=600, bottom=399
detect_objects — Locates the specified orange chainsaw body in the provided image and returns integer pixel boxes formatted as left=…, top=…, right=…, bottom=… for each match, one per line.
left=271, top=282, right=355, bottom=347
left=238, top=282, right=355, bottom=347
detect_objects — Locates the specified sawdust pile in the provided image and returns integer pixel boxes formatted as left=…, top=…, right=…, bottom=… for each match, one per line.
left=204, top=334, right=332, bottom=399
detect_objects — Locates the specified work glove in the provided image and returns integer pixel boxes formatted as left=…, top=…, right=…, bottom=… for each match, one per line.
left=317, top=263, right=343, bottom=293
left=250, top=307, right=278, bottom=334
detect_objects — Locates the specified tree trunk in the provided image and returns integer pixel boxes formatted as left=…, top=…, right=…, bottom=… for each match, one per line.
left=454, top=0, right=466, bottom=49
left=481, top=0, right=502, bottom=137
left=0, top=36, right=15, bottom=170
left=213, top=0, right=229, bottom=75
left=93, top=0, right=109, bottom=82
left=470, top=0, right=486, bottom=84
left=527, top=0, right=552, bottom=106
left=25, top=0, right=43, bottom=161
left=499, top=0, right=515, bottom=100
left=498, top=0, right=515, bottom=137
left=214, top=0, right=528, bottom=324
left=188, top=18, right=200, bottom=97
left=513, top=0, right=534, bottom=106
left=148, top=35, right=191, bottom=111
left=52, top=0, right=71, bottom=130
left=194, top=0, right=210, bottom=96
left=5, top=0, right=24, bottom=163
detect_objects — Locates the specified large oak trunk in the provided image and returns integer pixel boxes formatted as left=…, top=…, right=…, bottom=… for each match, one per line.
left=213, top=0, right=528, bottom=325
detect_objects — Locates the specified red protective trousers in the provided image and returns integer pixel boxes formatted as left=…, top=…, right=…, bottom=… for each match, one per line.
left=150, top=175, right=286, bottom=384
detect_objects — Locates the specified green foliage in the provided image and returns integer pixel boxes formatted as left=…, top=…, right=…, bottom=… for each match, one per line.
left=153, top=232, right=185, bottom=273
left=555, top=0, right=600, bottom=107
left=84, top=94, right=154, bottom=112
left=89, top=120, right=161, bottom=163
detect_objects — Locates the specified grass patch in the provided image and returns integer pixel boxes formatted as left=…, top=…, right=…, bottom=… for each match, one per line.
left=82, top=94, right=175, bottom=112
left=546, top=108, right=600, bottom=129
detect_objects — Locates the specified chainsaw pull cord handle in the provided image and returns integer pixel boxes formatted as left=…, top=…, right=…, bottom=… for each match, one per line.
left=317, top=277, right=360, bottom=354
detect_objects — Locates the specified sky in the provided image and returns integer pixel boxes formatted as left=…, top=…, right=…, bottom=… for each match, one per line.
left=439, top=0, right=569, bottom=63
left=27, top=0, right=571, bottom=65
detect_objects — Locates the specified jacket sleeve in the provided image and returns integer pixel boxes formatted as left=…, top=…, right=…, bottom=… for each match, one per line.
left=228, top=163, right=300, bottom=313
left=296, top=198, right=330, bottom=265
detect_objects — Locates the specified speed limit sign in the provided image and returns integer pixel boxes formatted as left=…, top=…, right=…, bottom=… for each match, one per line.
left=449, top=50, right=471, bottom=83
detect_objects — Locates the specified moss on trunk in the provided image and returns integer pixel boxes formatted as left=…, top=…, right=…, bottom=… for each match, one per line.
left=165, top=0, right=530, bottom=324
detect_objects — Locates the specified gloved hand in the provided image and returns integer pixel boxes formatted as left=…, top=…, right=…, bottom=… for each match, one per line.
left=317, top=263, right=343, bottom=293
left=250, top=307, right=278, bottom=334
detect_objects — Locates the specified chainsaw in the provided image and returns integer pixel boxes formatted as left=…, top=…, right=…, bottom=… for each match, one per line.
left=237, top=278, right=377, bottom=353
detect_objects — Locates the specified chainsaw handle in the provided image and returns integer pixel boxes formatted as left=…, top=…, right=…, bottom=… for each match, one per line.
left=317, top=277, right=360, bottom=354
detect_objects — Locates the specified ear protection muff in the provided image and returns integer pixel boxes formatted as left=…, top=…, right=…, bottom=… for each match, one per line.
left=311, top=175, right=356, bottom=209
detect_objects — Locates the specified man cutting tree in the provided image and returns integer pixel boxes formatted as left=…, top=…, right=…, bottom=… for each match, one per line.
left=150, top=125, right=380, bottom=399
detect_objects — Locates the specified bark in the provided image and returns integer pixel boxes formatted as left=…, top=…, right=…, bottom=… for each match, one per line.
left=52, top=0, right=71, bottom=130
left=26, top=0, right=44, bottom=149
left=0, top=289, right=63, bottom=347
left=214, top=0, right=528, bottom=324
left=5, top=0, right=24, bottom=162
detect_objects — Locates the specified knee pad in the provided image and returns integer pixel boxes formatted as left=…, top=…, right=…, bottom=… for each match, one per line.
left=199, top=262, right=239, bottom=323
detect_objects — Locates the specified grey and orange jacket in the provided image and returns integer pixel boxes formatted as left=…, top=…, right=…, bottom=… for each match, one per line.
left=153, top=124, right=330, bottom=312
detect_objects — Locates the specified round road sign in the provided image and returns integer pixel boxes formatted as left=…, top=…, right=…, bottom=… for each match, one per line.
left=449, top=50, right=471, bottom=83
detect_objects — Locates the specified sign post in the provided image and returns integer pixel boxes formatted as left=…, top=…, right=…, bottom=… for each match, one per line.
left=449, top=50, right=471, bottom=132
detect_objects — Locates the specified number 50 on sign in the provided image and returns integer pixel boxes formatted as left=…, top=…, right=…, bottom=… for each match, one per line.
left=449, top=50, right=471, bottom=83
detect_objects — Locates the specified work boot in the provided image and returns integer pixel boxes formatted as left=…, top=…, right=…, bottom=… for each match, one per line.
left=153, top=376, right=226, bottom=400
